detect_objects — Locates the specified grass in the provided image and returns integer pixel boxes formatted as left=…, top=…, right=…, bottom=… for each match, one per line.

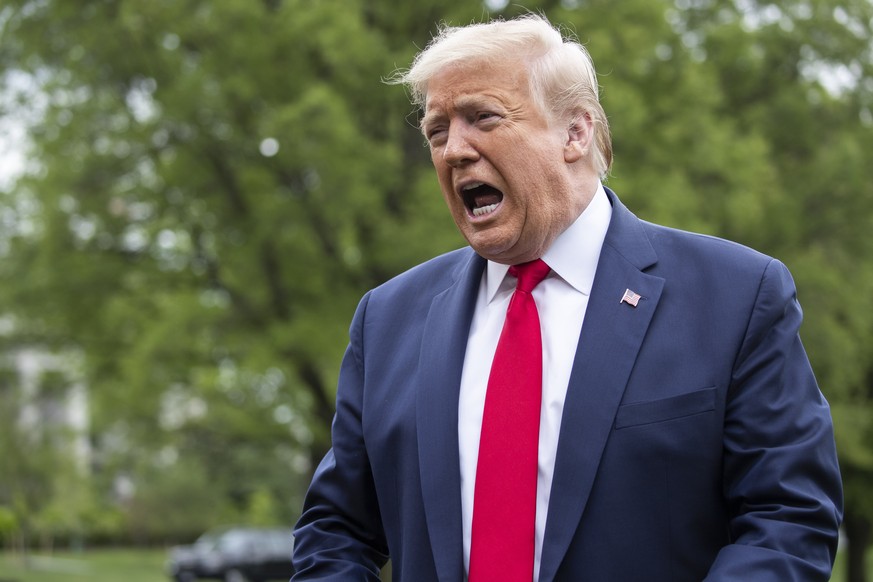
left=0, top=546, right=868, bottom=581
left=0, top=548, right=168, bottom=582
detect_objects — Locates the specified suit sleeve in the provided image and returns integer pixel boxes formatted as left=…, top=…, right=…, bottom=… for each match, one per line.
left=705, top=259, right=843, bottom=581
left=291, top=292, right=389, bottom=580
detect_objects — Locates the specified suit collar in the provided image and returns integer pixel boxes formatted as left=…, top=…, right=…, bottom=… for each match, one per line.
left=600, top=186, right=659, bottom=271
left=538, top=187, right=665, bottom=581
left=417, top=250, right=485, bottom=581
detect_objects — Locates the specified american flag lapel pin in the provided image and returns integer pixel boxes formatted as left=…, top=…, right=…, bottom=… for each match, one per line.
left=620, top=288, right=642, bottom=307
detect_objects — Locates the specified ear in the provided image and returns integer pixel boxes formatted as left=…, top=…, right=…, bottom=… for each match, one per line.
left=564, top=112, right=594, bottom=164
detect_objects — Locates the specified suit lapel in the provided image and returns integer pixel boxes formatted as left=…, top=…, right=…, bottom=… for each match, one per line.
left=417, top=250, right=485, bottom=581
left=538, top=192, right=665, bottom=582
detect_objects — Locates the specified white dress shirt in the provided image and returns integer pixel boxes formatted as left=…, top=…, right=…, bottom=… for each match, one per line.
left=458, top=184, right=612, bottom=581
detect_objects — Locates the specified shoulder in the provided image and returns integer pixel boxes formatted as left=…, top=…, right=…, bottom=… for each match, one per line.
left=603, top=187, right=776, bottom=283
left=353, top=247, right=481, bottom=321
left=371, top=246, right=478, bottom=299
left=636, top=220, right=798, bottom=327
left=643, top=221, right=773, bottom=272
left=604, top=191, right=795, bottom=312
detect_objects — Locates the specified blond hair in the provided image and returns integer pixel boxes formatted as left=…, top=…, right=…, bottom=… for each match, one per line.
left=392, top=14, right=612, bottom=177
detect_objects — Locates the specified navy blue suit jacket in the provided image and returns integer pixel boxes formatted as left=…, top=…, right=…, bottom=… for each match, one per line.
left=292, top=189, right=842, bottom=581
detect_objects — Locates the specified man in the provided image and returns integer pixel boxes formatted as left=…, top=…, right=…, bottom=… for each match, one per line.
left=292, top=15, right=842, bottom=581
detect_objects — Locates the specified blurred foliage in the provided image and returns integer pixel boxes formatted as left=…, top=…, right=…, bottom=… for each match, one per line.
left=0, top=0, right=872, bottom=577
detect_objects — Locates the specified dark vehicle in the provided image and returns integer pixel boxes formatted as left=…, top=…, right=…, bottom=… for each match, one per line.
left=167, top=526, right=294, bottom=582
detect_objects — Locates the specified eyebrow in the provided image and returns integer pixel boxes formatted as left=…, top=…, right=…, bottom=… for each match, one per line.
left=419, top=111, right=442, bottom=133
left=419, top=95, right=494, bottom=133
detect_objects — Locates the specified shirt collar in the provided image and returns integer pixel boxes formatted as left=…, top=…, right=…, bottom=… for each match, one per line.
left=484, top=183, right=612, bottom=302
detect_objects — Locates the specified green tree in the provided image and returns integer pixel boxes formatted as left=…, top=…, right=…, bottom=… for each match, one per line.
left=0, top=0, right=477, bottom=541
left=0, top=362, right=84, bottom=551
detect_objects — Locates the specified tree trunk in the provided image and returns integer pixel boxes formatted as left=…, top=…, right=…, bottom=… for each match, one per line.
left=297, top=358, right=335, bottom=480
left=845, top=511, right=872, bottom=582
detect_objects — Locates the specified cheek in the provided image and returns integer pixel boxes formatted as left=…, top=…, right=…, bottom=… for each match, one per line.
left=432, top=164, right=453, bottom=194
left=436, top=178, right=464, bottom=215
left=518, top=168, right=572, bottom=225
left=431, top=150, right=449, bottom=175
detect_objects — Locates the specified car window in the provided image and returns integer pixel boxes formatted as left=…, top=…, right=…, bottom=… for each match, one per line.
left=265, top=532, right=293, bottom=554
left=219, top=531, right=252, bottom=553
left=194, top=533, right=220, bottom=552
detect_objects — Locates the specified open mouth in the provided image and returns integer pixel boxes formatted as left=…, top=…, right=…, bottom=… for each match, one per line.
left=461, top=182, right=504, bottom=217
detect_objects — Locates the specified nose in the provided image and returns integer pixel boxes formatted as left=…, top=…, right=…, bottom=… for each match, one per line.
left=443, top=124, right=479, bottom=167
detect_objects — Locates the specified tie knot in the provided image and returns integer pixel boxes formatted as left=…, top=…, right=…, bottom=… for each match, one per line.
left=509, top=259, right=551, bottom=294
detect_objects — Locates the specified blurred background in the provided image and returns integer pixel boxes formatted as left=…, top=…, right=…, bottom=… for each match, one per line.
left=0, top=0, right=871, bottom=580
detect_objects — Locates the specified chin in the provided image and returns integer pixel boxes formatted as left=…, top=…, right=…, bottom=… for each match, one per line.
left=466, top=236, right=511, bottom=260
left=463, top=226, right=539, bottom=263
left=472, top=246, right=529, bottom=265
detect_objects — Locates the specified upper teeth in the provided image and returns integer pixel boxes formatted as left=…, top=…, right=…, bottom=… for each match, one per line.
left=462, top=182, right=484, bottom=191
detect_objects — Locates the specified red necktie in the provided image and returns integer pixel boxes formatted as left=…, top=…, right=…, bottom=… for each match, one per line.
left=470, top=259, right=551, bottom=582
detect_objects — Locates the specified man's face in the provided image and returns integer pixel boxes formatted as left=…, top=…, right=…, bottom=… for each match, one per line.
left=421, top=60, right=593, bottom=265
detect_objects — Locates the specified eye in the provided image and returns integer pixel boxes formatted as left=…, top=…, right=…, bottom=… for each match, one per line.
left=473, top=111, right=502, bottom=127
left=425, top=126, right=447, bottom=146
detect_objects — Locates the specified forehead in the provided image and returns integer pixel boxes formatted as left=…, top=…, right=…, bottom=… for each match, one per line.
left=422, top=60, right=531, bottom=117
